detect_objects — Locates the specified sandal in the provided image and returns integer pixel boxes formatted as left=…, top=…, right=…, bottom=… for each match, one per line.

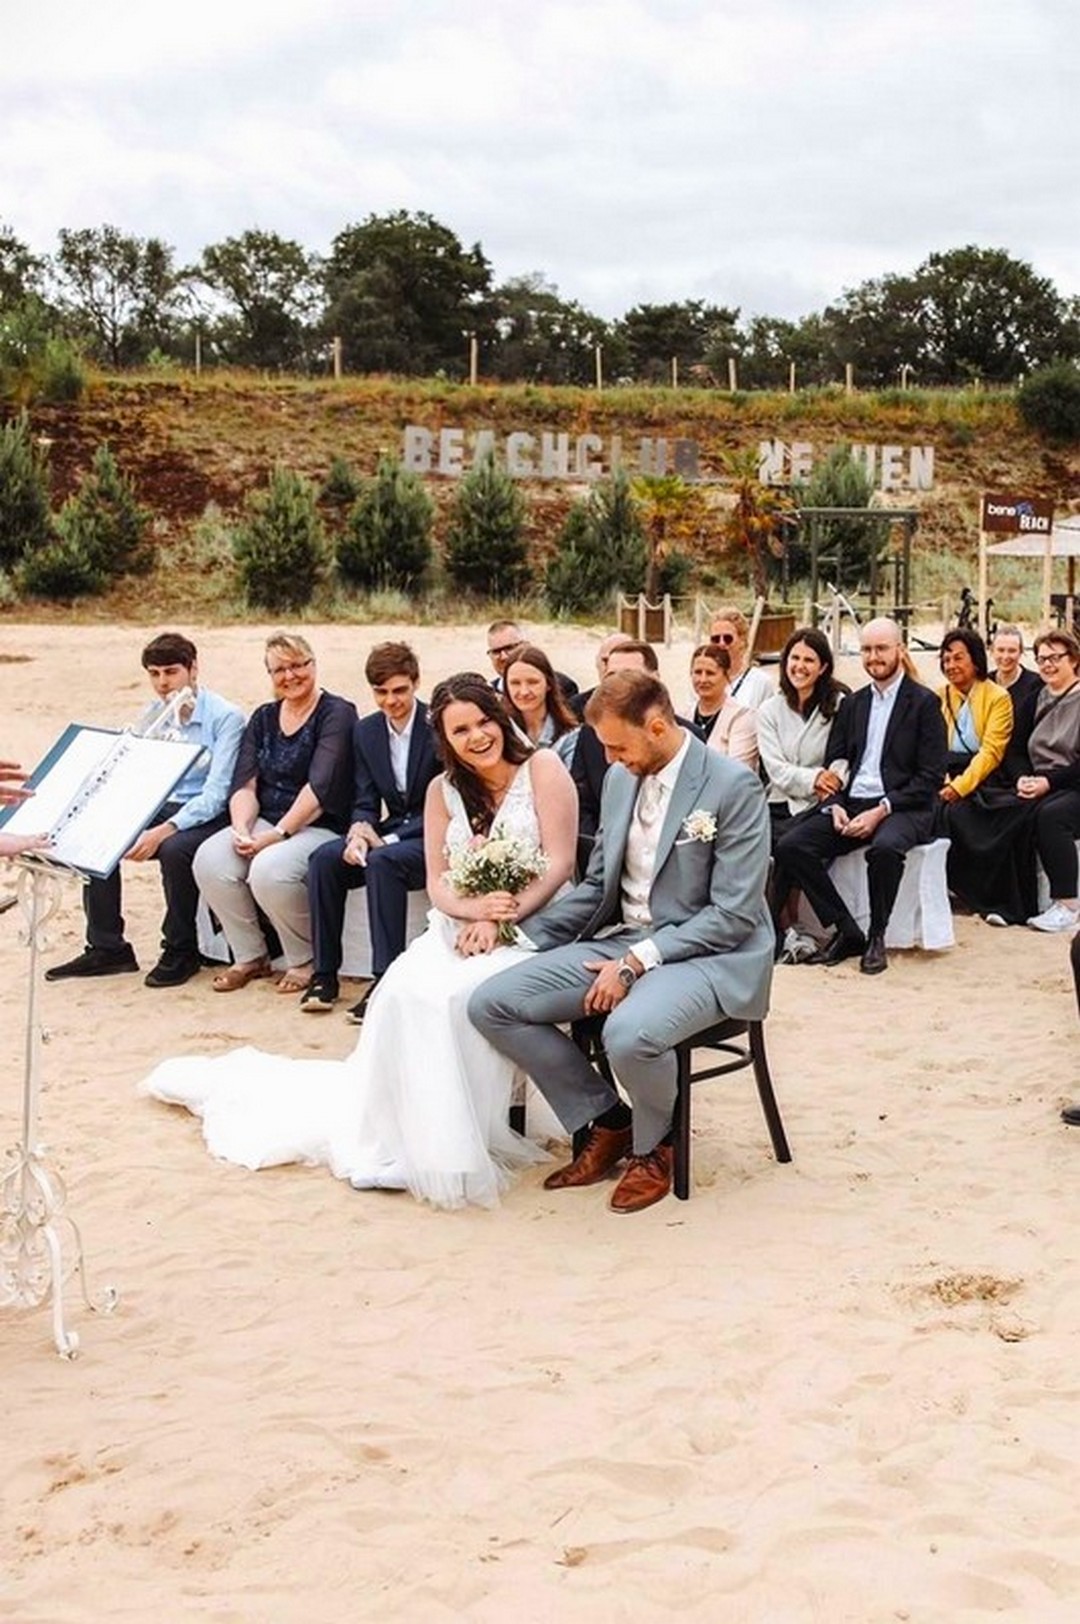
left=275, top=966, right=313, bottom=995
left=211, top=957, right=273, bottom=992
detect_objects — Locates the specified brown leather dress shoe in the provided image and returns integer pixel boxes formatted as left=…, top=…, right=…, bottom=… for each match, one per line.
left=542, top=1124, right=632, bottom=1189
left=609, top=1143, right=674, bottom=1213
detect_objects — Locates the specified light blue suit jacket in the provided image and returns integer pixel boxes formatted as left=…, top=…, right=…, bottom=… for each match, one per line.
left=526, top=732, right=774, bottom=1020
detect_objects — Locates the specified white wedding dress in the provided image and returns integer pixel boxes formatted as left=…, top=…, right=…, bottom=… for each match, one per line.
left=139, top=763, right=557, bottom=1209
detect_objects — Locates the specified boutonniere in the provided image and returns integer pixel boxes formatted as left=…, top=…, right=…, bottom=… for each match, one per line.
left=678, top=808, right=717, bottom=844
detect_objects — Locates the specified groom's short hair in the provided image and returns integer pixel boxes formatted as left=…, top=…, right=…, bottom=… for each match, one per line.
left=586, top=670, right=675, bottom=728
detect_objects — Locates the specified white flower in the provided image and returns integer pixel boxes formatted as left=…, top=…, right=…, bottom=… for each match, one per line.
left=680, top=808, right=717, bottom=844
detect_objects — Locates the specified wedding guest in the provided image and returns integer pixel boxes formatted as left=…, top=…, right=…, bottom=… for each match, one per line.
left=758, top=628, right=848, bottom=826
left=503, top=644, right=580, bottom=766
left=44, top=633, right=245, bottom=989
left=301, top=642, right=439, bottom=1020
left=688, top=642, right=757, bottom=770
left=708, top=606, right=774, bottom=709
left=938, top=629, right=1012, bottom=808
left=485, top=619, right=578, bottom=701
left=569, top=631, right=634, bottom=720
left=194, top=632, right=355, bottom=993
left=990, top=624, right=1043, bottom=781
left=140, top=674, right=579, bottom=1210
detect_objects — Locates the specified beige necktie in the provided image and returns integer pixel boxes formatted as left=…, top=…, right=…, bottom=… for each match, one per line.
left=638, top=776, right=663, bottom=828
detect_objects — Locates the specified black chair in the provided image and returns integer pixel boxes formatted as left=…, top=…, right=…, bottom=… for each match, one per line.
left=570, top=1014, right=792, bottom=1200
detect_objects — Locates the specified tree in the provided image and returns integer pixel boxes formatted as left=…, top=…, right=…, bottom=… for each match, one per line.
left=233, top=466, right=328, bottom=610
left=323, top=211, right=492, bottom=375
left=616, top=300, right=740, bottom=384
left=631, top=475, right=704, bottom=599
left=545, top=470, right=647, bottom=616
left=1017, top=361, right=1080, bottom=444
left=0, top=222, right=45, bottom=310
left=199, top=229, right=320, bottom=370
left=443, top=454, right=529, bottom=598
left=53, top=443, right=153, bottom=577
left=822, top=272, right=924, bottom=389
left=53, top=224, right=184, bottom=366
left=912, top=245, right=1067, bottom=383
left=721, top=449, right=795, bottom=602
left=0, top=412, right=51, bottom=569
left=488, top=274, right=606, bottom=384
left=337, top=455, right=434, bottom=593
left=797, top=444, right=876, bottom=589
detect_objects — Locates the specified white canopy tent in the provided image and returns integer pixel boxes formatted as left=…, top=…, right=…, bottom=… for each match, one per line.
left=983, top=516, right=1080, bottom=629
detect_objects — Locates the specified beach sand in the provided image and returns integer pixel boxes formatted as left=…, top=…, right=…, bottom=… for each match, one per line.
left=2, top=621, right=1079, bottom=1623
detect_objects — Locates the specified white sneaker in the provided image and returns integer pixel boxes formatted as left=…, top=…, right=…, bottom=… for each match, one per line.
left=983, top=912, right=1009, bottom=927
left=1026, top=902, right=1080, bottom=933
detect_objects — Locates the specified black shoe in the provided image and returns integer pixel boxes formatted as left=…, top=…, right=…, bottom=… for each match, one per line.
left=144, top=952, right=201, bottom=988
left=300, top=974, right=340, bottom=1013
left=859, top=932, right=888, bottom=975
left=1061, top=1104, right=1080, bottom=1126
left=344, top=982, right=377, bottom=1026
left=817, top=927, right=867, bottom=967
left=45, top=945, right=139, bottom=981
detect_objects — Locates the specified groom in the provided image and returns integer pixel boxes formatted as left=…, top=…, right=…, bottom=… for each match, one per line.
left=469, top=669, right=773, bottom=1213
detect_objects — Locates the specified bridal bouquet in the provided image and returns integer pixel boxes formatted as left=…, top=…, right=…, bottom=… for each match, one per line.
left=447, top=834, right=548, bottom=943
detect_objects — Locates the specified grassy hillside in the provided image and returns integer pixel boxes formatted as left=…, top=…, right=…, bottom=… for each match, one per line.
left=11, top=372, right=1080, bottom=624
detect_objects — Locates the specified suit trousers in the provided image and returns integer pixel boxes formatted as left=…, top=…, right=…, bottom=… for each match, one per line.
left=193, top=821, right=338, bottom=967
left=775, top=799, right=930, bottom=937
left=307, top=835, right=427, bottom=979
left=469, top=937, right=726, bottom=1156
left=84, top=804, right=228, bottom=957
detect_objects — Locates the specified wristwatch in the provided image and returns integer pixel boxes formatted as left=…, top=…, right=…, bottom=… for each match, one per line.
left=274, top=823, right=291, bottom=840
left=616, top=959, right=637, bottom=993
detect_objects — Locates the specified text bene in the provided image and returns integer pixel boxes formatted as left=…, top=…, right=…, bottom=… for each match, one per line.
left=401, top=425, right=936, bottom=491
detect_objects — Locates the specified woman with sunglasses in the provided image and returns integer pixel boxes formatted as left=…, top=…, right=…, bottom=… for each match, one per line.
left=708, top=606, right=774, bottom=710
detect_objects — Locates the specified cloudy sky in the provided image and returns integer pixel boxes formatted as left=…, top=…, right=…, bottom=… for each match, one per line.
left=3, top=0, right=1078, bottom=321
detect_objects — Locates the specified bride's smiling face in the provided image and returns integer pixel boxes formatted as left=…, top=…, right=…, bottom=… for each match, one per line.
left=442, top=700, right=506, bottom=771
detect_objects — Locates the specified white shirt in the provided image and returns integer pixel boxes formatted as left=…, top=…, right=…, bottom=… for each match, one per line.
left=387, top=703, right=417, bottom=797
left=849, top=672, right=903, bottom=801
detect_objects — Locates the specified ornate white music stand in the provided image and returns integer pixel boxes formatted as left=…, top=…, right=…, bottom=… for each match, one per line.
left=1, top=856, right=117, bottom=1356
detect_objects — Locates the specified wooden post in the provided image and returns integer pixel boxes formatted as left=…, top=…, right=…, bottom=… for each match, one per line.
left=844, top=362, right=853, bottom=395
left=595, top=344, right=603, bottom=392
left=469, top=334, right=478, bottom=387
left=727, top=356, right=738, bottom=392
left=331, top=336, right=342, bottom=380
left=788, top=361, right=796, bottom=394
left=746, top=595, right=766, bottom=658
left=977, top=531, right=989, bottom=639
left=671, top=356, right=678, bottom=389
left=1042, top=529, right=1054, bottom=628
left=194, top=330, right=201, bottom=376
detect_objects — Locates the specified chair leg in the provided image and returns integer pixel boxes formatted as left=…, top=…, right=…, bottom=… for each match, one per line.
left=749, top=1021, right=792, bottom=1163
left=673, top=1046, right=692, bottom=1200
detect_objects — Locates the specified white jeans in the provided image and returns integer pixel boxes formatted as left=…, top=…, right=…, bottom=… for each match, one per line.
left=193, top=820, right=339, bottom=967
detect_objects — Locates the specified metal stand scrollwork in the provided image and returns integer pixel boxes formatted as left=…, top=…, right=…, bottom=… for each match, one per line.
left=1, top=857, right=117, bottom=1356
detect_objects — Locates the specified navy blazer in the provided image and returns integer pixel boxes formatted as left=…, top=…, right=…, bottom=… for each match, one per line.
left=352, top=701, right=439, bottom=844
left=825, top=674, right=946, bottom=814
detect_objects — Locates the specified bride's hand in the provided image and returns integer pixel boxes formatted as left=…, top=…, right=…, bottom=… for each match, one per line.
left=455, top=920, right=500, bottom=956
left=475, top=891, right=519, bottom=922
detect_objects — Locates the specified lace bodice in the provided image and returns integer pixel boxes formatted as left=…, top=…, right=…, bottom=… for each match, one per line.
left=441, top=760, right=541, bottom=859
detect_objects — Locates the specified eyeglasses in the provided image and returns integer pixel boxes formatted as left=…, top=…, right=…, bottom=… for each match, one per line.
left=1035, top=651, right=1069, bottom=667
left=487, top=643, right=520, bottom=659
left=267, top=659, right=314, bottom=678
left=710, top=632, right=736, bottom=646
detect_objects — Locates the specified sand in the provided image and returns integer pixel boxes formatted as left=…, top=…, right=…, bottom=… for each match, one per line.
left=2, top=620, right=1079, bottom=1623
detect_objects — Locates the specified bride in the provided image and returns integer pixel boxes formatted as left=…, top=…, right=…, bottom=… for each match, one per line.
left=139, top=674, right=579, bottom=1209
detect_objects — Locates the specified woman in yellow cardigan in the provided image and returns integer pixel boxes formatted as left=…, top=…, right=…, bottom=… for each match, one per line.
left=938, top=627, right=1013, bottom=802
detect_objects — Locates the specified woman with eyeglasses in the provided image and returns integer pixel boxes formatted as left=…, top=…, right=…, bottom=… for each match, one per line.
left=944, top=629, right=1080, bottom=929
left=193, top=632, right=356, bottom=990
left=708, top=606, right=774, bottom=710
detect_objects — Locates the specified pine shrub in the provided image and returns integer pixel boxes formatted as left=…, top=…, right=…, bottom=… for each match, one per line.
left=0, top=411, right=51, bottom=569
left=545, top=470, right=646, bottom=615
left=233, top=465, right=328, bottom=610
left=51, top=444, right=153, bottom=579
left=795, top=444, right=876, bottom=588
left=337, top=455, right=434, bottom=593
left=443, top=454, right=530, bottom=598
left=19, top=536, right=105, bottom=600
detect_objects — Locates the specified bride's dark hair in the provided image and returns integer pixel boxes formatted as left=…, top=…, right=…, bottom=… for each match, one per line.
left=429, top=673, right=532, bottom=835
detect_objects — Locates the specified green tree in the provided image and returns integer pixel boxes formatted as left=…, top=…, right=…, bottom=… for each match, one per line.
left=444, top=454, right=529, bottom=598
left=233, top=466, right=328, bottom=609
left=488, top=274, right=606, bottom=384
left=616, top=300, right=740, bottom=384
left=822, top=272, right=924, bottom=388
left=199, top=229, right=319, bottom=370
left=545, top=469, right=647, bottom=615
left=0, top=223, right=45, bottom=310
left=0, top=412, right=52, bottom=569
left=1017, top=360, right=1080, bottom=443
left=796, top=444, right=876, bottom=588
left=337, top=455, right=434, bottom=592
left=53, top=224, right=184, bottom=367
left=323, top=211, right=492, bottom=375
left=721, top=449, right=796, bottom=601
left=912, top=245, right=1066, bottom=383
left=52, top=443, right=153, bottom=578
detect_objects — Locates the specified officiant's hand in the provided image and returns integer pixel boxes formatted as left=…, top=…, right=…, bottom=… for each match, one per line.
left=0, top=831, right=48, bottom=857
left=0, top=760, right=31, bottom=806
left=455, top=920, right=499, bottom=956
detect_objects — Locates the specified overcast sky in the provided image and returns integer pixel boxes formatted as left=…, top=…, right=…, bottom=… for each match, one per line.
left=3, top=0, right=1079, bottom=322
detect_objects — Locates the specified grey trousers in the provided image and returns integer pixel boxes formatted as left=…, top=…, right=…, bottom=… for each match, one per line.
left=468, top=936, right=723, bottom=1155
left=193, top=821, right=338, bottom=967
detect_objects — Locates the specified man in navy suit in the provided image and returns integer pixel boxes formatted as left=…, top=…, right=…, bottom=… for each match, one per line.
left=301, top=642, right=438, bottom=1020
left=775, top=617, right=947, bottom=976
